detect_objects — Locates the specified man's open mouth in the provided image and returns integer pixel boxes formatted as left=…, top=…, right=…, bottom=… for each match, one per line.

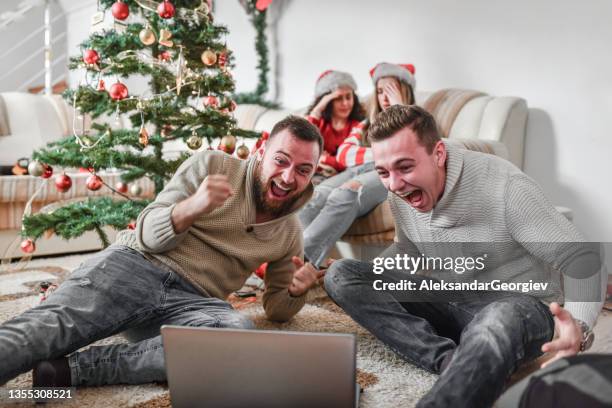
left=270, top=180, right=292, bottom=198
left=398, top=189, right=423, bottom=207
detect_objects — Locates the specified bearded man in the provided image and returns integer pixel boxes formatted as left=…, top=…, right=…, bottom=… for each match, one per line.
left=0, top=115, right=324, bottom=388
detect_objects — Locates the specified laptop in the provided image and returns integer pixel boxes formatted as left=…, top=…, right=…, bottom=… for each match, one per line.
left=161, top=325, right=360, bottom=408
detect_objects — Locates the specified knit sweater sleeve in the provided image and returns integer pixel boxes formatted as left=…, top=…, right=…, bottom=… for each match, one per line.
left=135, top=151, right=222, bottom=254
left=336, top=119, right=373, bottom=168
left=261, top=224, right=307, bottom=322
left=504, top=174, right=604, bottom=328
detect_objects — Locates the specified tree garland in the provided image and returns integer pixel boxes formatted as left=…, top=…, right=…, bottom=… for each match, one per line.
left=233, top=0, right=279, bottom=108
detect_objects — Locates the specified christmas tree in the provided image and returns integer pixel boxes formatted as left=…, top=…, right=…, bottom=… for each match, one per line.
left=20, top=0, right=262, bottom=252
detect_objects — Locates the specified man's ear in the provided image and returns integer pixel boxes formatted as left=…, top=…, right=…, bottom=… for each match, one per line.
left=256, top=140, right=266, bottom=160
left=434, top=140, right=446, bottom=168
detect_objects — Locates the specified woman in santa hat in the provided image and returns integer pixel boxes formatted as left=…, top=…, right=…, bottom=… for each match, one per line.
left=306, top=70, right=366, bottom=179
left=300, top=63, right=416, bottom=269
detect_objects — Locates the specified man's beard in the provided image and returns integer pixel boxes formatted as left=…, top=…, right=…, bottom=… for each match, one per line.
left=253, top=166, right=306, bottom=218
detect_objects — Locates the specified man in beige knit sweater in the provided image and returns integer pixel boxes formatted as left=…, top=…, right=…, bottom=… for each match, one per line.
left=325, top=105, right=605, bottom=408
left=0, top=115, right=324, bottom=387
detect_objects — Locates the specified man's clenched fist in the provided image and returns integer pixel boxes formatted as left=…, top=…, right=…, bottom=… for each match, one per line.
left=288, top=257, right=325, bottom=297
left=192, top=175, right=233, bottom=216
left=171, top=175, right=233, bottom=234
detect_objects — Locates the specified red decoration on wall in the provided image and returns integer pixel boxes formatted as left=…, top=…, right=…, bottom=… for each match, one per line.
left=255, top=0, right=273, bottom=11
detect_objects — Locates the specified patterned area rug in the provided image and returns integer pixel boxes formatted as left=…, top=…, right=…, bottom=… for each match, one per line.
left=0, top=252, right=438, bottom=407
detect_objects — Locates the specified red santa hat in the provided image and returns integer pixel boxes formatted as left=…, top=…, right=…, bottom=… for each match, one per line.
left=314, top=70, right=358, bottom=98
left=369, top=63, right=416, bottom=89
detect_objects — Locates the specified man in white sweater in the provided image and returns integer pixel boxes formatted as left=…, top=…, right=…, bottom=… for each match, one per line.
left=324, top=105, right=605, bottom=408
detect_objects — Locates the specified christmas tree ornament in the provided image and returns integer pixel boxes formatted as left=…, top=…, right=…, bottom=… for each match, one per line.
left=20, top=238, right=36, bottom=254
left=127, top=222, right=136, bottom=230
left=139, top=26, right=156, bottom=46
left=201, top=49, right=217, bottom=66
left=220, top=135, right=236, bottom=154
left=161, top=124, right=173, bottom=138
left=228, top=99, right=237, bottom=112
left=109, top=82, right=128, bottom=100
left=218, top=51, right=227, bottom=68
left=139, top=126, right=150, bottom=146
left=158, top=29, right=174, bottom=47
left=256, top=0, right=273, bottom=11
left=157, top=0, right=176, bottom=19
left=202, top=95, right=219, bottom=108
left=187, top=132, right=203, bottom=150
left=130, top=184, right=143, bottom=196
left=158, top=50, right=171, bottom=62
left=115, top=181, right=128, bottom=193
left=27, top=161, right=45, bottom=177
left=42, top=164, right=53, bottom=179
left=86, top=174, right=103, bottom=191
left=97, top=79, right=106, bottom=91
left=83, top=49, right=100, bottom=65
left=236, top=144, right=249, bottom=160
left=111, top=0, right=130, bottom=20
left=54, top=173, right=72, bottom=193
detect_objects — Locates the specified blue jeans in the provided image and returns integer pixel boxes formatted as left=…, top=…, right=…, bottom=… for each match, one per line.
left=299, top=162, right=387, bottom=267
left=0, top=245, right=254, bottom=386
left=324, top=258, right=555, bottom=408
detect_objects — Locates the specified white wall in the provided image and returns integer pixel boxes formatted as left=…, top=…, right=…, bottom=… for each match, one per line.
left=215, top=0, right=612, bottom=247
left=0, top=1, right=67, bottom=92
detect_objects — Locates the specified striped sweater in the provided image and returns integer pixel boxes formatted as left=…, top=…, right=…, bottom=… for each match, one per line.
left=335, top=119, right=373, bottom=168
left=385, top=142, right=604, bottom=328
left=306, top=115, right=361, bottom=171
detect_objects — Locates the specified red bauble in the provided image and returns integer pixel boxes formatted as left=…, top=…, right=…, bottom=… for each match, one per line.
left=157, top=1, right=175, bottom=18
left=54, top=173, right=72, bottom=193
left=111, top=1, right=130, bottom=20
left=127, top=222, right=136, bottom=230
left=109, top=82, right=128, bottom=101
left=158, top=50, right=171, bottom=62
left=42, top=164, right=53, bottom=179
left=20, top=238, right=36, bottom=254
left=97, top=79, right=106, bottom=91
left=255, top=262, right=268, bottom=279
left=115, top=181, right=128, bottom=193
left=86, top=174, right=103, bottom=191
left=202, top=95, right=218, bottom=108
left=83, top=49, right=100, bottom=65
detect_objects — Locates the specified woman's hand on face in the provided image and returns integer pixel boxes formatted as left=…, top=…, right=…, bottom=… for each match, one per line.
left=311, top=89, right=343, bottom=118
left=383, top=81, right=404, bottom=106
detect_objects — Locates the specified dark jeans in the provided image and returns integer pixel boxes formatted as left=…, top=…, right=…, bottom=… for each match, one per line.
left=324, top=259, right=555, bottom=408
left=0, top=245, right=254, bottom=386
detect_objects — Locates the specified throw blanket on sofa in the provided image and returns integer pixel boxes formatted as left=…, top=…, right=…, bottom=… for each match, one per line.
left=423, top=89, right=485, bottom=138
left=0, top=95, right=10, bottom=136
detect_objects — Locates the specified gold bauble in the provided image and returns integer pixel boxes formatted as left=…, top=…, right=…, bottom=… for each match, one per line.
left=220, top=135, right=236, bottom=154
left=130, top=184, right=142, bottom=196
left=139, top=127, right=149, bottom=146
left=236, top=144, right=249, bottom=160
left=139, top=28, right=156, bottom=45
left=201, top=49, right=217, bottom=66
left=187, top=135, right=203, bottom=150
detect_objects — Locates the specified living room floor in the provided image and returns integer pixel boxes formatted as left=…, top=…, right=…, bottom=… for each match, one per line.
left=1, top=252, right=611, bottom=407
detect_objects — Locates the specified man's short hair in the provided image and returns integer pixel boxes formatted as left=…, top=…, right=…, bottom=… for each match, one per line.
left=270, top=115, right=323, bottom=155
left=369, top=105, right=441, bottom=153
